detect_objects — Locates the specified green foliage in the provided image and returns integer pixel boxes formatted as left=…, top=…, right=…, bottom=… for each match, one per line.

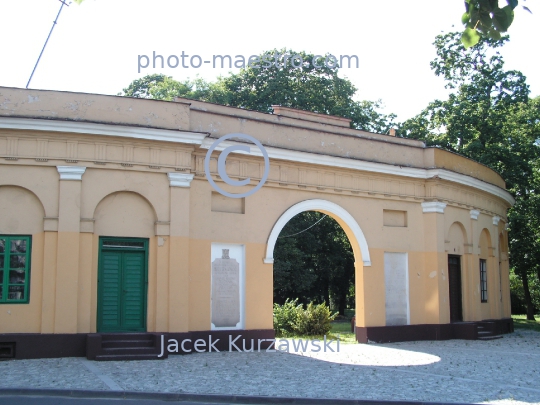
left=510, top=270, right=540, bottom=314
left=211, top=49, right=395, bottom=133
left=120, top=49, right=396, bottom=133
left=272, top=298, right=302, bottom=337
left=295, top=302, right=338, bottom=336
left=273, top=299, right=338, bottom=337
left=399, top=32, right=536, bottom=194
left=119, top=74, right=226, bottom=102
left=460, top=0, right=529, bottom=48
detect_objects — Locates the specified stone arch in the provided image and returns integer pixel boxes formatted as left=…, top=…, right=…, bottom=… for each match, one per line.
left=446, top=221, right=468, bottom=255
left=0, top=185, right=45, bottom=234
left=479, top=228, right=492, bottom=259
left=93, top=191, right=157, bottom=238
left=80, top=170, right=169, bottom=224
left=264, top=199, right=371, bottom=266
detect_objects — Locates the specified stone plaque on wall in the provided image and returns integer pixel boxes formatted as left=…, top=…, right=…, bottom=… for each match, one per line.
left=211, top=249, right=240, bottom=328
left=384, top=252, right=409, bottom=326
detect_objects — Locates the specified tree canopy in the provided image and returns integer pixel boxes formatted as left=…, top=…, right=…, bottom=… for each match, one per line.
left=460, top=0, right=527, bottom=48
left=120, top=49, right=397, bottom=134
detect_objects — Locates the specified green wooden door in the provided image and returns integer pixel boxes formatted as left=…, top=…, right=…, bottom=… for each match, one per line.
left=97, top=238, right=148, bottom=332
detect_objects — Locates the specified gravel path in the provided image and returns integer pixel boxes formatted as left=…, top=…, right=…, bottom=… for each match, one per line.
left=1, top=329, right=539, bottom=404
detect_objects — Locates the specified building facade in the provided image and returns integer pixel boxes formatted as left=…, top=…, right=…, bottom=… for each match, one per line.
left=0, top=87, right=513, bottom=359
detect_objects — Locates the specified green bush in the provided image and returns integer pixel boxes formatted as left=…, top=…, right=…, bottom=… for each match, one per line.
left=273, top=299, right=338, bottom=337
left=273, top=298, right=302, bottom=337
left=296, top=302, right=338, bottom=336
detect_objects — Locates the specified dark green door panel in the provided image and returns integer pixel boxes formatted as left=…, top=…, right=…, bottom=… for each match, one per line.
left=100, top=251, right=122, bottom=330
left=122, top=252, right=145, bottom=330
left=97, top=238, right=148, bottom=333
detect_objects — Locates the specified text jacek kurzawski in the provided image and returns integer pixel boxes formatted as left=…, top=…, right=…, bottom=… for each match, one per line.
left=158, top=334, right=340, bottom=357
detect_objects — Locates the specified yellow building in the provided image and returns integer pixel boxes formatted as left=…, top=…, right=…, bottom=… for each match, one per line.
left=0, top=87, right=513, bottom=360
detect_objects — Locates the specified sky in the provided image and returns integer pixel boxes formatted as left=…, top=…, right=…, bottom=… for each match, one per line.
left=0, top=0, right=538, bottom=122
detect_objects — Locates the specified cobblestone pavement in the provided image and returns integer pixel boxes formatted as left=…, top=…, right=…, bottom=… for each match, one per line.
left=1, top=329, right=539, bottom=404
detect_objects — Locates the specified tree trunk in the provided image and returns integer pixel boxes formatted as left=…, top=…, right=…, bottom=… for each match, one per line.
left=338, top=294, right=346, bottom=315
left=521, top=269, right=536, bottom=320
left=324, top=287, right=330, bottom=308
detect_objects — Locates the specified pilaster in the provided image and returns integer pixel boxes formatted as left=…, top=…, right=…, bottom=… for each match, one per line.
left=421, top=202, right=447, bottom=324
left=53, top=166, right=85, bottom=333
left=167, top=172, right=193, bottom=332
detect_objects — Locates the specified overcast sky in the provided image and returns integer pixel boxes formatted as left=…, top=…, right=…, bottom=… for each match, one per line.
left=0, top=0, right=537, bottom=121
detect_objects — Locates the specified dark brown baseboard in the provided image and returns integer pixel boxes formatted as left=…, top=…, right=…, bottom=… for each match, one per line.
left=356, top=318, right=514, bottom=343
left=0, top=329, right=276, bottom=360
left=1, top=319, right=515, bottom=359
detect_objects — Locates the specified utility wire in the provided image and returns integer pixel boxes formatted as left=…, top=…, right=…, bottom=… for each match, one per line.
left=26, top=0, right=69, bottom=89
left=278, top=215, right=327, bottom=239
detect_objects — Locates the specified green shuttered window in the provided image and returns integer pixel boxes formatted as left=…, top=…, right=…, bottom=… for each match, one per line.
left=0, top=236, right=31, bottom=304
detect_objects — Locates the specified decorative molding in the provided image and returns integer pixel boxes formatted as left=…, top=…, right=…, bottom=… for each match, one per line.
left=43, top=217, right=58, bottom=232
left=155, top=221, right=170, bottom=236
left=200, top=139, right=514, bottom=206
left=80, top=218, right=95, bottom=233
left=167, top=172, right=194, bottom=187
left=57, top=166, right=86, bottom=180
left=1, top=117, right=514, bottom=208
left=264, top=199, right=371, bottom=266
left=470, top=209, right=480, bottom=220
left=0, top=117, right=207, bottom=145
left=493, top=216, right=501, bottom=226
left=421, top=201, right=447, bottom=214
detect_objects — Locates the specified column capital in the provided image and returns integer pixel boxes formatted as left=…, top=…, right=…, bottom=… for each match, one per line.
left=470, top=209, right=480, bottom=220
left=493, top=216, right=501, bottom=226
left=57, top=166, right=86, bottom=180
left=168, top=172, right=194, bottom=187
left=421, top=201, right=447, bottom=214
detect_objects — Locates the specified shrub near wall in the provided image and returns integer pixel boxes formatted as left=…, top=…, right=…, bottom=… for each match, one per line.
left=273, top=299, right=338, bottom=337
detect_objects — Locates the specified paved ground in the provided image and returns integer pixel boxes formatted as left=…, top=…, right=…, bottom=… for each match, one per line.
left=1, top=329, right=539, bottom=404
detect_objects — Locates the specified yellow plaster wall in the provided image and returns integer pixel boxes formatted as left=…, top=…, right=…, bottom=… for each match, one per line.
left=0, top=87, right=515, bottom=336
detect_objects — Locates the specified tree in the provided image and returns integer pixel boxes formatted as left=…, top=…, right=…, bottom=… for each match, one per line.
left=212, top=50, right=396, bottom=133
left=119, top=74, right=226, bottom=102
left=460, top=0, right=532, bottom=48
left=399, top=32, right=540, bottom=319
left=120, top=49, right=396, bottom=134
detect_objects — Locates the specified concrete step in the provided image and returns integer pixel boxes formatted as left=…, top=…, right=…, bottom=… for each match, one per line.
left=478, top=335, right=503, bottom=340
left=102, top=347, right=161, bottom=356
left=87, top=333, right=163, bottom=361
left=100, top=333, right=155, bottom=341
left=95, top=353, right=166, bottom=361
left=102, top=340, right=154, bottom=349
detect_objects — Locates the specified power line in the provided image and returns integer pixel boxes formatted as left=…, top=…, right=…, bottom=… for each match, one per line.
left=26, top=0, right=69, bottom=89
left=278, top=214, right=327, bottom=239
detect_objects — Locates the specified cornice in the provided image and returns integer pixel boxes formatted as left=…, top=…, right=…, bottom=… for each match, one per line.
left=201, top=140, right=515, bottom=206
left=0, top=117, right=207, bottom=145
